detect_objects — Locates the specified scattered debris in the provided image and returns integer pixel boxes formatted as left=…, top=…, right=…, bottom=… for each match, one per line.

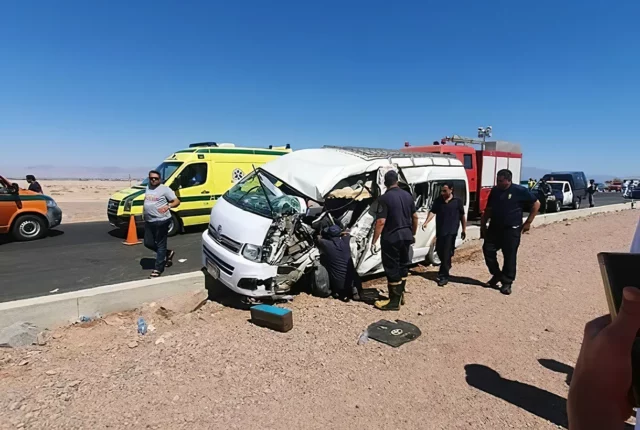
left=366, top=320, right=421, bottom=348
left=49, top=288, right=59, bottom=293
left=172, top=395, right=180, bottom=402
left=79, top=316, right=92, bottom=323
left=357, top=330, right=369, bottom=345
left=128, top=341, right=138, bottom=349
left=36, top=332, right=47, bottom=346
left=52, top=333, right=63, bottom=340
left=155, top=337, right=165, bottom=345
left=137, top=317, right=148, bottom=335
left=565, top=222, right=572, bottom=226
left=250, top=304, right=293, bottom=333
left=18, top=360, right=29, bottom=366
left=418, top=311, right=425, bottom=316
left=68, top=380, right=82, bottom=388
left=147, top=324, right=156, bottom=333
left=45, top=370, right=58, bottom=376
left=0, top=322, right=40, bottom=348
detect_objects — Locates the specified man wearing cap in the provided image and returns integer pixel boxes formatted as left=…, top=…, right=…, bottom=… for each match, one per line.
left=371, top=170, right=418, bottom=310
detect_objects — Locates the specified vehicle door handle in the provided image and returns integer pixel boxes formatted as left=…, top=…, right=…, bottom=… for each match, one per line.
left=201, top=190, right=210, bottom=194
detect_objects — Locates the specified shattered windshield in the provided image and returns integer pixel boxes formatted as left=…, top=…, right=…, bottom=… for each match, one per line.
left=224, top=169, right=303, bottom=218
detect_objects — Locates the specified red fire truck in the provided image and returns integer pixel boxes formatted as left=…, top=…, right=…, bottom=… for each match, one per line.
left=402, top=135, right=523, bottom=218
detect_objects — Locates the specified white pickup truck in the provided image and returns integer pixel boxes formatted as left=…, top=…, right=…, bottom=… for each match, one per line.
left=545, top=180, right=575, bottom=212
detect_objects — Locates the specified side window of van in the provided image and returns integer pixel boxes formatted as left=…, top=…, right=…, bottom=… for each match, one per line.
left=450, top=180, right=467, bottom=205
left=178, top=163, right=208, bottom=189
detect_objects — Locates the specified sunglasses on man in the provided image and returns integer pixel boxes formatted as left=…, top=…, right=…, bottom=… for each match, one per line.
left=149, top=176, right=161, bottom=182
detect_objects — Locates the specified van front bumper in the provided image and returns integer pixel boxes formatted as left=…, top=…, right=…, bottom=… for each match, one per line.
left=47, top=206, right=63, bottom=229
left=108, top=214, right=143, bottom=229
left=201, top=230, right=278, bottom=298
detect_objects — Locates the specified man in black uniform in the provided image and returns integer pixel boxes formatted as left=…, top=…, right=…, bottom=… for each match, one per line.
left=317, top=224, right=362, bottom=301
left=481, top=169, right=540, bottom=295
left=371, top=170, right=418, bottom=311
left=422, top=182, right=467, bottom=286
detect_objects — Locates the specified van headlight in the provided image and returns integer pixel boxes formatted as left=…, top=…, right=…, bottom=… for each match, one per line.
left=242, top=244, right=263, bottom=262
left=46, top=199, right=58, bottom=208
left=124, top=200, right=133, bottom=212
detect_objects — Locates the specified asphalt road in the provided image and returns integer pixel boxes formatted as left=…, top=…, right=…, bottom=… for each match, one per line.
left=0, top=222, right=206, bottom=303
left=0, top=192, right=628, bottom=303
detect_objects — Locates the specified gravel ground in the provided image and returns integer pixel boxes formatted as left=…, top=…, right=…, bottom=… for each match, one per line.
left=1, top=210, right=638, bottom=430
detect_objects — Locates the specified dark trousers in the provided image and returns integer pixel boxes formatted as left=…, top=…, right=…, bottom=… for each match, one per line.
left=436, top=234, right=456, bottom=279
left=482, top=227, right=522, bottom=285
left=144, top=220, right=171, bottom=272
left=588, top=194, right=595, bottom=207
left=381, top=240, right=412, bottom=283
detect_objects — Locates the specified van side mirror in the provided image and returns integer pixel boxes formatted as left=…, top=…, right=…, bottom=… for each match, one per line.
left=169, top=178, right=180, bottom=192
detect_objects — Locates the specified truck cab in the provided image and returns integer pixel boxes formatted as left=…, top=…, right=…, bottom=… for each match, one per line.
left=402, top=138, right=522, bottom=219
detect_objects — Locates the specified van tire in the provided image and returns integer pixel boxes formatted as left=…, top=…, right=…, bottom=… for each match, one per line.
left=309, top=262, right=331, bottom=298
left=168, top=212, right=181, bottom=237
left=553, top=200, right=562, bottom=213
left=428, top=242, right=441, bottom=266
left=11, top=214, right=48, bottom=241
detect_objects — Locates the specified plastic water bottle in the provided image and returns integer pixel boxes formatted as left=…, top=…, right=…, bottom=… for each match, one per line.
left=137, top=317, right=148, bottom=335
left=357, top=330, right=369, bottom=345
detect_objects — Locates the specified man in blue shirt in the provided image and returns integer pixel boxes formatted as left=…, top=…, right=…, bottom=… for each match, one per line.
left=481, top=169, right=540, bottom=295
left=422, top=182, right=467, bottom=286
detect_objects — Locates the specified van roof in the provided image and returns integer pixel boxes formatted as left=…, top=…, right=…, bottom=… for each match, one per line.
left=166, top=145, right=291, bottom=161
left=262, top=146, right=463, bottom=201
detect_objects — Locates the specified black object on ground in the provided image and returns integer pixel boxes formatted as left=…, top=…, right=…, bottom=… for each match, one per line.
left=366, top=319, right=421, bottom=348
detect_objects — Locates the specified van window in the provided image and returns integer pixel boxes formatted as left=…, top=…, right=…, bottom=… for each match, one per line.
left=178, top=163, right=208, bottom=189
left=422, top=179, right=468, bottom=210
left=463, top=154, right=473, bottom=170
left=564, top=183, right=570, bottom=192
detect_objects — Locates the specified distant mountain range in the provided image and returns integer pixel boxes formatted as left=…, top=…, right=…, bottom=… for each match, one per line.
left=0, top=163, right=633, bottom=183
left=1, top=164, right=148, bottom=180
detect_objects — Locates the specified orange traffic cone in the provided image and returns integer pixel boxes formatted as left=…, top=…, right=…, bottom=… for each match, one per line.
left=123, top=215, right=142, bottom=245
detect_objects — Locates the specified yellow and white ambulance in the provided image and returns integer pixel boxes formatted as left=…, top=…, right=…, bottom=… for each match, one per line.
left=108, top=142, right=291, bottom=236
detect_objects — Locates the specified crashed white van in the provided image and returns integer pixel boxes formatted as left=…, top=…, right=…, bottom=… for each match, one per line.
left=201, top=146, right=469, bottom=298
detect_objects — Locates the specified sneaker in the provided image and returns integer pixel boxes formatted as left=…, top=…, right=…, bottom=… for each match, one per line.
left=437, top=277, right=449, bottom=287
left=500, top=284, right=512, bottom=295
left=486, top=275, right=501, bottom=289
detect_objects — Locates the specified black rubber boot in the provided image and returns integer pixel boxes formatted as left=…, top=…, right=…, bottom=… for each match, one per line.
left=375, top=283, right=402, bottom=311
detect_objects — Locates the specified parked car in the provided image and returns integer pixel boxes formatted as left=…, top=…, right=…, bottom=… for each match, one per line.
left=541, top=172, right=588, bottom=209
left=202, top=146, right=469, bottom=299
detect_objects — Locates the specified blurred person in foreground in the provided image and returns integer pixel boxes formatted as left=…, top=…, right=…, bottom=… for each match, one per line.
left=143, top=170, right=180, bottom=278
left=26, top=175, right=42, bottom=194
left=568, top=287, right=640, bottom=429
left=371, top=170, right=418, bottom=311
left=481, top=169, right=540, bottom=295
left=422, top=182, right=467, bottom=286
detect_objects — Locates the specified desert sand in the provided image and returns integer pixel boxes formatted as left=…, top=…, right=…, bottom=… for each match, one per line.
left=12, top=180, right=135, bottom=223
left=1, top=211, right=639, bottom=429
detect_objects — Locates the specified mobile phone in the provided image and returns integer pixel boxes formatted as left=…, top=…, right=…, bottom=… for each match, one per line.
left=598, top=252, right=640, bottom=406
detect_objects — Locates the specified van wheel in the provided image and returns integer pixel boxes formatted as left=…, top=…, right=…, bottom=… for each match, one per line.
left=555, top=201, right=562, bottom=212
left=11, top=214, right=48, bottom=241
left=309, top=262, right=331, bottom=298
left=168, top=213, right=181, bottom=237
left=572, top=198, right=581, bottom=210
left=428, top=242, right=441, bottom=266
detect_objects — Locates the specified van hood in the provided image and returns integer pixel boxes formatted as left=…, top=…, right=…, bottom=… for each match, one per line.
left=110, top=186, right=146, bottom=202
left=210, top=197, right=273, bottom=245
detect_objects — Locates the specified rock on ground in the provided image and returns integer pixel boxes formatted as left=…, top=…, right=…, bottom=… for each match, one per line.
left=0, top=322, right=40, bottom=348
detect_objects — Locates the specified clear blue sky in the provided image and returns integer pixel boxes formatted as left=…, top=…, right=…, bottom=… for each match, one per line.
left=1, top=0, right=638, bottom=175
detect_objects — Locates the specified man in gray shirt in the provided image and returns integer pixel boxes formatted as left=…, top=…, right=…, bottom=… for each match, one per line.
left=144, top=170, right=180, bottom=277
